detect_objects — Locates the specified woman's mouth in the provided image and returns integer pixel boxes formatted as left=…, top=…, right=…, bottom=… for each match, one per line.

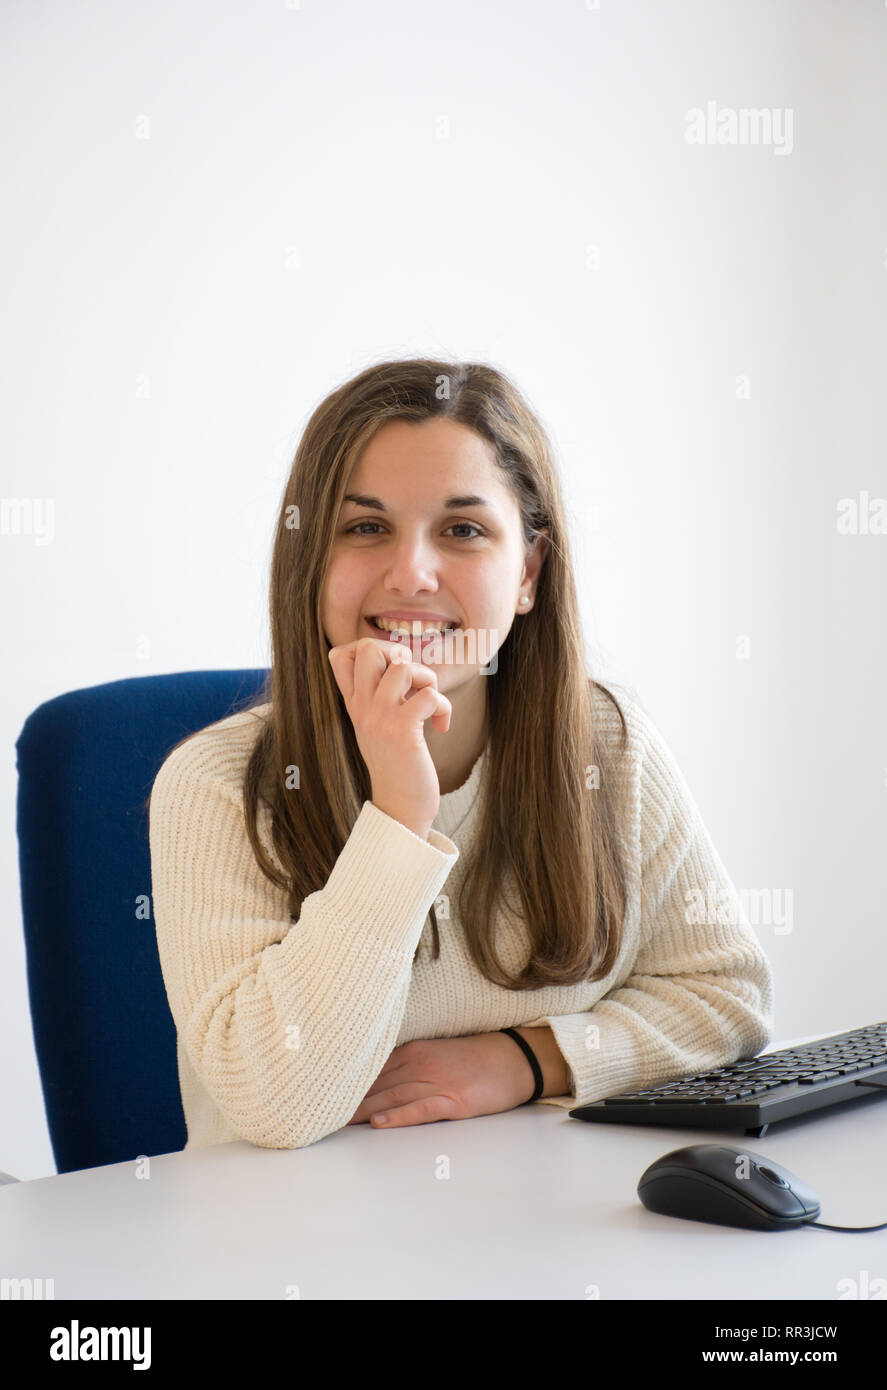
left=364, top=616, right=461, bottom=647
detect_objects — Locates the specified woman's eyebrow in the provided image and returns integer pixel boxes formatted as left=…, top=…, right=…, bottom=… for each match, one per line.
left=342, top=493, right=494, bottom=511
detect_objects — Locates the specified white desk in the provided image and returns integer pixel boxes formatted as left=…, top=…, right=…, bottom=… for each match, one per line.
left=3, top=1034, right=886, bottom=1299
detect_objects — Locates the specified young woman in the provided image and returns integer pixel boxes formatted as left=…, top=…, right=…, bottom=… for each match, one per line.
left=147, top=357, right=774, bottom=1151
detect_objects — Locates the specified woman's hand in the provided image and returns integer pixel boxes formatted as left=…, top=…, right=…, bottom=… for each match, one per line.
left=346, top=1033, right=537, bottom=1129
left=328, top=636, right=452, bottom=838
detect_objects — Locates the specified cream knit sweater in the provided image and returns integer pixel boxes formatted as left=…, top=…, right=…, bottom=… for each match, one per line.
left=148, top=683, right=774, bottom=1151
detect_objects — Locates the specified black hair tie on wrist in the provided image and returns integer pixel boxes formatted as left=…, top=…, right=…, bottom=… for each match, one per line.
left=500, top=1027, right=544, bottom=1103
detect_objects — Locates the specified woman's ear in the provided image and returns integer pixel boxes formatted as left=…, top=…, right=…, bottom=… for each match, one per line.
left=523, top=528, right=550, bottom=591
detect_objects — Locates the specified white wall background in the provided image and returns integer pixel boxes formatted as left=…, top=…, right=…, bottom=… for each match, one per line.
left=2, top=0, right=885, bottom=1181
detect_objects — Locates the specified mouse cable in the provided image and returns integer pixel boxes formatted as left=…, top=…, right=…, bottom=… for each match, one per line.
left=802, top=1078, right=887, bottom=1230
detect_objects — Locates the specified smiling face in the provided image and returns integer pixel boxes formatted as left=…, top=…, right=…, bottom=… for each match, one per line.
left=320, top=416, right=547, bottom=699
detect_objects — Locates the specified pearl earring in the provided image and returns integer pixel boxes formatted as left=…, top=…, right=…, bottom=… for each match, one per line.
left=520, top=596, right=529, bottom=605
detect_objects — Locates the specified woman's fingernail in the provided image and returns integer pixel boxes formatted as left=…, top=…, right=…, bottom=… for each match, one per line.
left=374, top=1113, right=388, bottom=1124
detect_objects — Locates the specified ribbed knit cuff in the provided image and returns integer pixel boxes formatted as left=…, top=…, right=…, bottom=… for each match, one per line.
left=318, top=800, right=459, bottom=954
left=529, top=1010, right=642, bottom=1108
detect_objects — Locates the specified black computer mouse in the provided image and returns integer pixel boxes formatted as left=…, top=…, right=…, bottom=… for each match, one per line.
left=638, top=1145, right=821, bottom=1231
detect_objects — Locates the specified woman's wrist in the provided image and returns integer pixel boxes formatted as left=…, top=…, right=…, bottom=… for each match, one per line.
left=511, top=1025, right=571, bottom=1098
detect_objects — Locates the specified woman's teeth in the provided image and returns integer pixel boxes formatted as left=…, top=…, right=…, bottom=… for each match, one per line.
left=371, top=617, right=456, bottom=635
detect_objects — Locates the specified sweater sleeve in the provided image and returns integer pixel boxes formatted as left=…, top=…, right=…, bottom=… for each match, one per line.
left=149, top=741, right=460, bottom=1150
left=527, top=699, right=775, bottom=1110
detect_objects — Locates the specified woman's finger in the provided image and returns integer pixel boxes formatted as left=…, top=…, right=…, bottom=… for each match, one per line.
left=370, top=1093, right=456, bottom=1128
left=349, top=1079, right=451, bottom=1126
left=327, top=635, right=408, bottom=703
left=358, top=1053, right=413, bottom=1100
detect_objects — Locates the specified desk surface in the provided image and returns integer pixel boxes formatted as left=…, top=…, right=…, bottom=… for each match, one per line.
left=4, top=1032, right=886, bottom=1299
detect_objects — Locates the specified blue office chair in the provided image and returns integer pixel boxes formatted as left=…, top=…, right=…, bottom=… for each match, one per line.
left=14, top=669, right=270, bottom=1176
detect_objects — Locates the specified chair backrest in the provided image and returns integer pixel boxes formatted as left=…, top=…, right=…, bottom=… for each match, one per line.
left=15, top=669, right=270, bottom=1174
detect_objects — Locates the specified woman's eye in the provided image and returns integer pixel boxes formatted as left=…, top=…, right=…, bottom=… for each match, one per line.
left=344, top=521, right=483, bottom=540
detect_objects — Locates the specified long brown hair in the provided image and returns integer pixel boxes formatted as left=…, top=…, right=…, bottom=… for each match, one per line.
left=148, top=357, right=630, bottom=989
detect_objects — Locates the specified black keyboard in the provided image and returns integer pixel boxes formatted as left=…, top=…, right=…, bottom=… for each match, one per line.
left=569, top=1020, right=887, bottom=1137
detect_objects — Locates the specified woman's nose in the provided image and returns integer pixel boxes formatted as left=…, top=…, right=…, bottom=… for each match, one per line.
left=382, top=533, right=441, bottom=590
